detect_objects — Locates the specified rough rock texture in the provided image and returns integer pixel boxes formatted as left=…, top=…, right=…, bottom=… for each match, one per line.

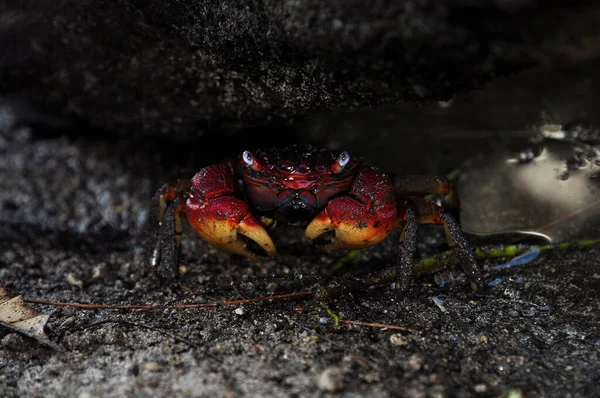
left=2, top=0, right=600, bottom=138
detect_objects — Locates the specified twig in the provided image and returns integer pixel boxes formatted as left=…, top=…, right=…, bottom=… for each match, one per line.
left=24, top=291, right=314, bottom=310
left=339, top=319, right=418, bottom=332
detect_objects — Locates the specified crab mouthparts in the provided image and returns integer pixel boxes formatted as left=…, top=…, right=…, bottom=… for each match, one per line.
left=277, top=191, right=319, bottom=226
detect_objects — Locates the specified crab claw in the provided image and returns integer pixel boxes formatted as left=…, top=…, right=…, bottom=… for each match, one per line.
left=305, top=196, right=396, bottom=250
left=183, top=196, right=276, bottom=259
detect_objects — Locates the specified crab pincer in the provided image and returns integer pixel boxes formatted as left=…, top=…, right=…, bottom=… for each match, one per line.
left=305, top=167, right=397, bottom=250
left=150, top=163, right=276, bottom=279
left=181, top=195, right=276, bottom=259
left=182, top=163, right=276, bottom=259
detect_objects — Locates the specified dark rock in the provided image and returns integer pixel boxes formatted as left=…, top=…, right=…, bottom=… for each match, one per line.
left=2, top=0, right=600, bottom=138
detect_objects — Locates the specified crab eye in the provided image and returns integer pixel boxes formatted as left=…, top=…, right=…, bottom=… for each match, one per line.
left=332, top=151, right=350, bottom=173
left=337, top=151, right=350, bottom=167
left=242, top=150, right=263, bottom=171
left=242, top=150, right=254, bottom=166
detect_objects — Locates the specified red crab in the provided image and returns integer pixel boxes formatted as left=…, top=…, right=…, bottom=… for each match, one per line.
left=150, top=144, right=484, bottom=292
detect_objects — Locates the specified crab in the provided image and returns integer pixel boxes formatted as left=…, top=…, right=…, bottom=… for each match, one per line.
left=149, top=144, right=484, bottom=292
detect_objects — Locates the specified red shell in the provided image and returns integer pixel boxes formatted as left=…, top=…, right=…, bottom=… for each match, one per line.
left=237, top=145, right=363, bottom=216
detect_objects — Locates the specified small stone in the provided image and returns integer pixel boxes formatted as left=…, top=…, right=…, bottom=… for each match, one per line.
left=92, top=263, right=107, bottom=279
left=408, top=354, right=424, bottom=371
left=66, top=273, right=83, bottom=288
left=317, top=366, right=344, bottom=392
left=479, top=335, right=488, bottom=343
left=141, top=362, right=163, bottom=372
left=234, top=307, right=245, bottom=316
left=390, top=333, right=408, bottom=346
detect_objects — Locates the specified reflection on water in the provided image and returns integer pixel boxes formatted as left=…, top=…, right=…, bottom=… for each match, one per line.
left=458, top=136, right=600, bottom=243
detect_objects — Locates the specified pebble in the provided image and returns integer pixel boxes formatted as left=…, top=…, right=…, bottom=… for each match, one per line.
left=141, top=362, right=163, bottom=372
left=317, top=366, right=344, bottom=392
left=408, top=354, right=424, bottom=371
left=390, top=333, right=408, bottom=346
left=66, top=273, right=83, bottom=288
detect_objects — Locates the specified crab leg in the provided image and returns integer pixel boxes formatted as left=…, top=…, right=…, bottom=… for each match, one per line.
left=394, top=203, right=419, bottom=293
left=149, top=179, right=191, bottom=279
left=395, top=197, right=485, bottom=292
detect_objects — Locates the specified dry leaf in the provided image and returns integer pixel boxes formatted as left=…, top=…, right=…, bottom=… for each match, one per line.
left=0, top=284, right=58, bottom=350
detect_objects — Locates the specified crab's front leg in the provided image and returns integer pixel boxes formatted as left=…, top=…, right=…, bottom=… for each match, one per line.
left=150, top=162, right=276, bottom=279
left=305, top=167, right=398, bottom=250
left=181, top=162, right=276, bottom=259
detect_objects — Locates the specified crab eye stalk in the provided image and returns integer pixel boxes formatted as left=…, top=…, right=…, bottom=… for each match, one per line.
left=332, top=151, right=351, bottom=173
left=242, top=150, right=254, bottom=165
left=242, top=150, right=262, bottom=171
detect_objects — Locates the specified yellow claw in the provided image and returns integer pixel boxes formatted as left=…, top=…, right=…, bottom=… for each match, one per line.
left=191, top=214, right=276, bottom=260
left=305, top=210, right=391, bottom=251
left=238, top=216, right=277, bottom=258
